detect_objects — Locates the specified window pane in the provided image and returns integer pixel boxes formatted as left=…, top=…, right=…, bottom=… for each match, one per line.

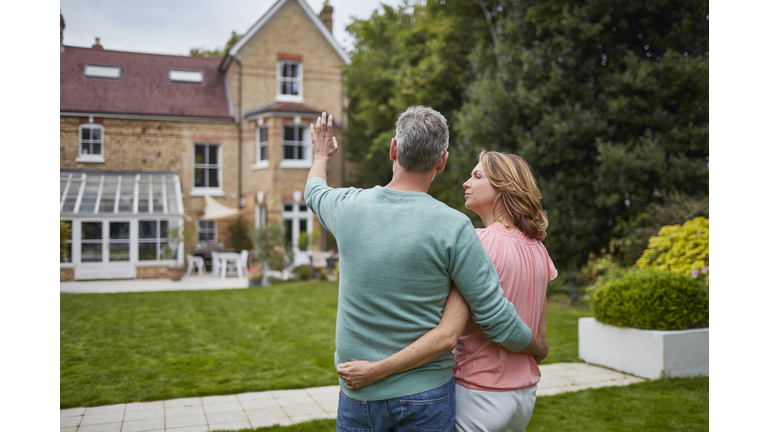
left=297, top=145, right=304, bottom=160
left=160, top=221, right=169, bottom=239
left=81, top=128, right=91, bottom=140
left=82, top=222, right=102, bottom=240
left=290, top=82, right=299, bottom=95
left=290, top=64, right=299, bottom=78
left=165, top=179, right=178, bottom=214
left=99, top=179, right=118, bottom=213
left=110, top=222, right=130, bottom=240
left=92, top=143, right=102, bottom=155
left=194, top=168, right=205, bottom=187
left=152, top=190, right=164, bottom=214
left=207, top=169, right=219, bottom=187
left=260, top=146, right=268, bottom=161
left=259, top=127, right=267, bottom=141
left=139, top=221, right=157, bottom=239
left=195, top=145, right=205, bottom=164
left=299, top=204, right=307, bottom=212
left=118, top=179, right=135, bottom=213
left=281, top=63, right=290, bottom=77
left=109, top=242, right=130, bottom=261
left=62, top=179, right=82, bottom=213
left=281, top=82, right=290, bottom=95
left=284, top=126, right=294, bottom=141
left=81, top=243, right=102, bottom=262
left=299, top=219, right=307, bottom=232
left=92, top=128, right=102, bottom=140
left=208, top=146, right=218, bottom=165
left=81, top=143, right=91, bottom=155
left=79, top=176, right=102, bottom=213
left=284, top=220, right=293, bottom=248
left=284, top=145, right=293, bottom=160
left=138, top=178, right=150, bottom=212
left=138, top=242, right=158, bottom=260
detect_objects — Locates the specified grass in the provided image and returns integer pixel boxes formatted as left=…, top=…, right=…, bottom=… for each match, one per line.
left=61, top=283, right=590, bottom=408
left=60, top=282, right=340, bottom=408
left=212, top=376, right=708, bottom=432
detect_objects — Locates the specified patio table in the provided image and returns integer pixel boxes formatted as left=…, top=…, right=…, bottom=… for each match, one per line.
left=217, top=252, right=244, bottom=278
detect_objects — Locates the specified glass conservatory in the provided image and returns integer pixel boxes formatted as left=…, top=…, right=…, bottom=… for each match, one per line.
left=60, top=169, right=185, bottom=280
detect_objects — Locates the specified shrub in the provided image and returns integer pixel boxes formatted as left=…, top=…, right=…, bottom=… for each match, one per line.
left=293, top=264, right=312, bottom=281
left=227, top=216, right=254, bottom=253
left=636, top=217, right=709, bottom=276
left=580, top=253, right=631, bottom=303
left=591, top=269, right=708, bottom=330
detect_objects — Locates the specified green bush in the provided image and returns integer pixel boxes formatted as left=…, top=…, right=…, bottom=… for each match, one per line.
left=293, top=264, right=312, bottom=281
left=591, top=269, right=708, bottom=330
left=636, top=217, right=708, bottom=277
left=580, top=254, right=631, bottom=303
left=227, top=216, right=254, bottom=253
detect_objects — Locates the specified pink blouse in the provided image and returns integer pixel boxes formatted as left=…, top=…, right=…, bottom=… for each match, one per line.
left=453, top=224, right=557, bottom=391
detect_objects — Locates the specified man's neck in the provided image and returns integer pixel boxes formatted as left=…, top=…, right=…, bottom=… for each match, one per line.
left=385, top=171, right=434, bottom=193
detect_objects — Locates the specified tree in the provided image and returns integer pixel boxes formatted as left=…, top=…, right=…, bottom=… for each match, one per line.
left=189, top=31, right=241, bottom=57
left=227, top=216, right=254, bottom=253
left=344, top=0, right=491, bottom=204
left=455, top=0, right=709, bottom=270
left=248, top=222, right=294, bottom=273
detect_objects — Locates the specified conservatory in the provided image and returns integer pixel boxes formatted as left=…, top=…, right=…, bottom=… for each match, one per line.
left=60, top=169, right=185, bottom=280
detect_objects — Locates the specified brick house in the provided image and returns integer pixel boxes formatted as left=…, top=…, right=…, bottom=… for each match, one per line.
left=60, top=0, right=348, bottom=281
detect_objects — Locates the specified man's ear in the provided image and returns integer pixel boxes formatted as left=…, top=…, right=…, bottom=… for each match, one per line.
left=435, top=151, right=449, bottom=173
left=389, top=138, right=397, bottom=162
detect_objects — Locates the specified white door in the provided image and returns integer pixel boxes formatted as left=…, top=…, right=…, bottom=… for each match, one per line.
left=75, top=220, right=136, bottom=279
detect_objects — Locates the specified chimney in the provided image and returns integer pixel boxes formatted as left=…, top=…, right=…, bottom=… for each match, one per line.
left=60, top=12, right=65, bottom=48
left=93, top=37, right=103, bottom=50
left=318, top=1, right=333, bottom=35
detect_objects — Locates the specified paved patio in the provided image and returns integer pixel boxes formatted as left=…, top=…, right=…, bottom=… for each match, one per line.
left=60, top=275, right=249, bottom=294
left=60, top=363, right=645, bottom=431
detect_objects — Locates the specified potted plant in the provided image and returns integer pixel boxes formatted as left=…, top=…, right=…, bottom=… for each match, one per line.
left=161, top=226, right=193, bottom=281
left=247, top=261, right=263, bottom=286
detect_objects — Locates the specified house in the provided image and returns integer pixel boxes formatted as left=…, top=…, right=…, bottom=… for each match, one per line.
left=60, top=0, right=349, bottom=281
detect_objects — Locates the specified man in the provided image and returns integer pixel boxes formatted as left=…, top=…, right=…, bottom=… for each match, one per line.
left=305, top=107, right=547, bottom=432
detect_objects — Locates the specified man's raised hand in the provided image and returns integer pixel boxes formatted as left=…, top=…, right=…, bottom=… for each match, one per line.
left=310, top=112, right=338, bottom=160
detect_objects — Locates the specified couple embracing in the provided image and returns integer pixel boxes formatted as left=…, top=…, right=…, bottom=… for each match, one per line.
left=305, top=106, right=557, bottom=432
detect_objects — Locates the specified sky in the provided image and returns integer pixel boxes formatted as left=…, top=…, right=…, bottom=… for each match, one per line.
left=59, top=0, right=404, bottom=56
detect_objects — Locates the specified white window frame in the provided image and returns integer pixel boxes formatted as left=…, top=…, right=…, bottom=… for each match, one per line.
left=76, top=124, right=105, bottom=163
left=191, top=143, right=224, bottom=196
left=198, top=220, right=217, bottom=244
left=252, top=125, right=269, bottom=170
left=137, top=219, right=170, bottom=262
left=276, top=60, right=303, bottom=103
left=279, top=123, right=312, bottom=169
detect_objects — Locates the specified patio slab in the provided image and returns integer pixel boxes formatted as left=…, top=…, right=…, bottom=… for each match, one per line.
left=60, top=275, right=248, bottom=294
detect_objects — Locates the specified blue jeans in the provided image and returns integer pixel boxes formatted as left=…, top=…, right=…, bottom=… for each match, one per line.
left=336, top=377, right=456, bottom=432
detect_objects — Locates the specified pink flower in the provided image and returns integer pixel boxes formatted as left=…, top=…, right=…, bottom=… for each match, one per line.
left=701, top=266, right=708, bottom=274
left=691, top=269, right=700, bottom=278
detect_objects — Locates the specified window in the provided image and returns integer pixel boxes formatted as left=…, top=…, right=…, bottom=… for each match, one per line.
left=81, top=221, right=103, bottom=262
left=254, top=126, right=269, bottom=169
left=193, top=144, right=222, bottom=194
left=280, top=125, right=311, bottom=168
left=84, top=64, right=121, bottom=79
left=109, top=222, right=130, bottom=262
left=169, top=69, right=203, bottom=83
left=282, top=202, right=312, bottom=253
left=138, top=220, right=169, bottom=261
left=77, top=124, right=105, bottom=162
left=198, top=220, right=217, bottom=244
left=277, top=60, right=302, bottom=101
left=61, top=220, right=72, bottom=263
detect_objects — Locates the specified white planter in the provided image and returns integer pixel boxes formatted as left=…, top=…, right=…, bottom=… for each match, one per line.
left=578, top=317, right=708, bottom=379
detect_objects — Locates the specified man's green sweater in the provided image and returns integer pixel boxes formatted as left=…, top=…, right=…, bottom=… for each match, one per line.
left=305, top=178, right=532, bottom=401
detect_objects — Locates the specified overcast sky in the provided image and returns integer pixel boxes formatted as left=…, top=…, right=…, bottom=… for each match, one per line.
left=59, top=0, right=404, bottom=56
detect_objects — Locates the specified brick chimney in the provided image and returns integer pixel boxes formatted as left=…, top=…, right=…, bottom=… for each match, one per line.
left=60, top=12, right=65, bottom=48
left=92, top=37, right=103, bottom=50
left=318, top=1, right=333, bottom=35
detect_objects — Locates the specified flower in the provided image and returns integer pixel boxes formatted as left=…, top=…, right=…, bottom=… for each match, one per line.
left=691, top=268, right=699, bottom=278
left=701, top=266, right=708, bottom=274
left=248, top=262, right=263, bottom=280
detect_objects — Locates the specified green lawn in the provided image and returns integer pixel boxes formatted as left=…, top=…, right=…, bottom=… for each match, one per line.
left=61, top=283, right=590, bottom=408
left=61, top=282, right=340, bottom=408
left=213, top=376, right=708, bottom=432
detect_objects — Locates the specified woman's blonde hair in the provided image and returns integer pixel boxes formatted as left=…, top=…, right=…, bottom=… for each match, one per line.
left=479, top=150, right=549, bottom=241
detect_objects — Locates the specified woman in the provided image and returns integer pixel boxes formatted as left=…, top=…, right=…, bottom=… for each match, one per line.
left=338, top=150, right=557, bottom=432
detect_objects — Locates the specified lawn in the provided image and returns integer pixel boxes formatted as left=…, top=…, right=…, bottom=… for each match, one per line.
left=61, top=283, right=590, bottom=408
left=212, top=376, right=708, bottom=432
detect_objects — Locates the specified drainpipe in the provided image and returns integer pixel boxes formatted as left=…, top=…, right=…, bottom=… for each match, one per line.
left=232, top=55, right=244, bottom=210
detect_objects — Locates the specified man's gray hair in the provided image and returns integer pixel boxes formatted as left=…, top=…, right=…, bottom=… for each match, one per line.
left=394, top=106, right=449, bottom=174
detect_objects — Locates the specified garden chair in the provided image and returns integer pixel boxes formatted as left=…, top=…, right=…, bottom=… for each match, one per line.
left=225, top=250, right=249, bottom=277
left=210, top=251, right=221, bottom=277
left=186, top=254, right=205, bottom=276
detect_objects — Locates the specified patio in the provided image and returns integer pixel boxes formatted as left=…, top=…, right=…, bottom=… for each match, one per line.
left=60, top=274, right=249, bottom=294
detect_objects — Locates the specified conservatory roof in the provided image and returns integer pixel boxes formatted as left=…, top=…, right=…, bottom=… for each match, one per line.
left=60, top=169, right=184, bottom=216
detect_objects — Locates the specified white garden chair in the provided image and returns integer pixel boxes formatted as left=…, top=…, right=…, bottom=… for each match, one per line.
left=210, top=251, right=221, bottom=277
left=186, top=254, right=205, bottom=276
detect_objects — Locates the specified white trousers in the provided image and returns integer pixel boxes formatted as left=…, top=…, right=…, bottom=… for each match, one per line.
left=454, top=383, right=538, bottom=432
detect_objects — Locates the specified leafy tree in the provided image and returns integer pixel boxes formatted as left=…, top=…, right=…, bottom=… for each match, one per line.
left=455, top=0, right=709, bottom=270
left=344, top=0, right=491, bottom=205
left=248, top=222, right=294, bottom=273
left=190, top=31, right=241, bottom=57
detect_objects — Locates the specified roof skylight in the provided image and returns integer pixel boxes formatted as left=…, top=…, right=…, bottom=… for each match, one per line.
left=169, top=69, right=204, bottom=83
left=84, top=64, right=121, bottom=79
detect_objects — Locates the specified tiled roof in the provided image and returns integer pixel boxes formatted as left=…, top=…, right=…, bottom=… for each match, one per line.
left=244, top=102, right=321, bottom=118
left=60, top=46, right=233, bottom=119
